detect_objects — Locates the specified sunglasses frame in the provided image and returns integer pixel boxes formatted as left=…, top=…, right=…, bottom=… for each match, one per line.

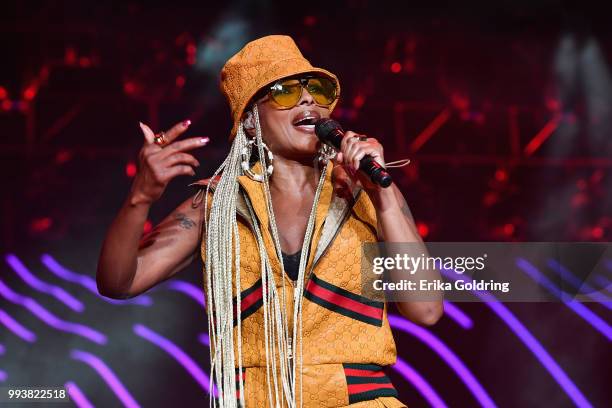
left=255, top=75, right=339, bottom=109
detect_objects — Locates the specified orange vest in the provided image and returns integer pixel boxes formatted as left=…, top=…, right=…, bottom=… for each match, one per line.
left=192, top=161, right=405, bottom=407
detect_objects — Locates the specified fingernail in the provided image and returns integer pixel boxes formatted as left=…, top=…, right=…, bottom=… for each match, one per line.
left=183, top=119, right=191, bottom=127
left=200, top=137, right=209, bottom=144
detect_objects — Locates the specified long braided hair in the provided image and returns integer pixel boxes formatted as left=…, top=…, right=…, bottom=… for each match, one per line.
left=204, top=104, right=328, bottom=407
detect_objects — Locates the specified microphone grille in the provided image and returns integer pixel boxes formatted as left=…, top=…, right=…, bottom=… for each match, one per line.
left=314, top=118, right=343, bottom=141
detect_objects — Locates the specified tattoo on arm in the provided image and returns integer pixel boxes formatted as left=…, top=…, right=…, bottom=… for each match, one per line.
left=175, top=213, right=196, bottom=230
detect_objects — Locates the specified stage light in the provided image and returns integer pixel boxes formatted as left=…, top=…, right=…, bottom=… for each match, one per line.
left=353, top=94, right=365, bottom=108
left=30, top=217, right=53, bottom=233
left=125, top=162, right=137, bottom=178
left=591, top=226, right=603, bottom=239
left=417, top=222, right=429, bottom=238
left=23, top=85, right=37, bottom=101
left=390, top=62, right=402, bottom=73
left=0, top=86, right=7, bottom=99
left=55, top=149, right=73, bottom=165
left=175, top=75, right=186, bottom=88
left=303, top=16, right=317, bottom=26
left=494, top=169, right=508, bottom=182
left=1, top=100, right=12, bottom=111
left=123, top=81, right=136, bottom=95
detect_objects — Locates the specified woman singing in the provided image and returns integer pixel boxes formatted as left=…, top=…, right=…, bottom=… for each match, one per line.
left=97, top=35, right=443, bottom=407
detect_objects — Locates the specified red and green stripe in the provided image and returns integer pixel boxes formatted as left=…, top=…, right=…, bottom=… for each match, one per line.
left=233, top=279, right=263, bottom=326
left=343, top=363, right=398, bottom=403
left=304, top=274, right=384, bottom=326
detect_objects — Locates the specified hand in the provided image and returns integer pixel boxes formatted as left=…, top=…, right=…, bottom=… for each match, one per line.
left=334, top=131, right=386, bottom=192
left=129, top=120, right=209, bottom=205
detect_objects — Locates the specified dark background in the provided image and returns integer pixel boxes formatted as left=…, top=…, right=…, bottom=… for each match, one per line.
left=0, top=1, right=610, bottom=407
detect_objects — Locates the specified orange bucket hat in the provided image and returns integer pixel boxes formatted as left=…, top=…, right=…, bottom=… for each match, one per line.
left=220, top=35, right=341, bottom=138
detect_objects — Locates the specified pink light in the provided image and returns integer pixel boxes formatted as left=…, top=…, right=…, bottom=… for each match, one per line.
left=30, top=217, right=53, bottom=233
left=125, top=162, right=137, bottom=177
left=494, top=169, right=508, bottom=182
left=0, top=86, right=7, bottom=99
left=503, top=223, right=515, bottom=236
left=592, top=226, right=604, bottom=239
left=524, top=115, right=560, bottom=156
left=417, top=222, right=429, bottom=238
left=23, top=86, right=37, bottom=101
left=55, top=149, right=73, bottom=164
left=123, top=82, right=136, bottom=95
left=353, top=94, right=365, bottom=108
left=304, top=15, right=317, bottom=26
left=390, top=62, right=402, bottom=73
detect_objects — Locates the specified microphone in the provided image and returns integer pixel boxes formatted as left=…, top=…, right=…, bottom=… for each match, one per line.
left=314, top=118, right=392, bottom=188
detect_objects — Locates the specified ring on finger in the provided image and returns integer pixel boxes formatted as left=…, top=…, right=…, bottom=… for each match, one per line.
left=154, top=131, right=168, bottom=147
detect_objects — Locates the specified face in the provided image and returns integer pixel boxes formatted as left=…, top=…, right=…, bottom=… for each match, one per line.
left=244, top=75, right=337, bottom=162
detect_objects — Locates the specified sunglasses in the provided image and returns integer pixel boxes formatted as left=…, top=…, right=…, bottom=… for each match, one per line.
left=265, top=75, right=339, bottom=108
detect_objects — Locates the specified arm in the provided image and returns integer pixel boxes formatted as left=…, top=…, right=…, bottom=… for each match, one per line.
left=96, top=191, right=206, bottom=299
left=96, top=120, right=209, bottom=299
left=368, top=184, right=444, bottom=326
left=337, top=132, right=444, bottom=326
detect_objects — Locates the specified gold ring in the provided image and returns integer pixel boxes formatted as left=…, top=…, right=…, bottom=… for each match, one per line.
left=154, top=132, right=168, bottom=147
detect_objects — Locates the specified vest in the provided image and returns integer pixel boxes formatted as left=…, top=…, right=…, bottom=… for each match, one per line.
left=191, top=161, right=405, bottom=407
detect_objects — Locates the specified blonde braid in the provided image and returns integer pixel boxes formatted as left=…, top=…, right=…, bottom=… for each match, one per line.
left=205, top=104, right=328, bottom=407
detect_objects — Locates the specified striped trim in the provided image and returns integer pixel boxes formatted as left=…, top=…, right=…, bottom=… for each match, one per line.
left=304, top=274, right=384, bottom=326
left=343, top=363, right=398, bottom=404
left=235, top=367, right=246, bottom=400
left=233, top=280, right=263, bottom=326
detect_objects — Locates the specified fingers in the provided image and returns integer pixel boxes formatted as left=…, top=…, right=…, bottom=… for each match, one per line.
left=163, top=119, right=192, bottom=145
left=340, top=131, right=385, bottom=171
left=160, top=136, right=210, bottom=156
left=165, top=164, right=197, bottom=179
left=163, top=152, right=200, bottom=168
left=139, top=122, right=155, bottom=144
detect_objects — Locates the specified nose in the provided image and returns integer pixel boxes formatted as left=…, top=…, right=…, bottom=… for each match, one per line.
left=298, top=85, right=315, bottom=106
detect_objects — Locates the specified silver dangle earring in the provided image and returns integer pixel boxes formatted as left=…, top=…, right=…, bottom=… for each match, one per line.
left=317, top=143, right=337, bottom=165
left=240, top=129, right=274, bottom=182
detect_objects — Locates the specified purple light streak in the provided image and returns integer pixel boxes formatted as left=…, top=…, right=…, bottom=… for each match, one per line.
left=158, top=280, right=206, bottom=309
left=593, top=275, right=612, bottom=294
left=443, top=301, right=473, bottom=329
left=0, top=308, right=37, bottom=342
left=0, top=370, right=7, bottom=382
left=198, top=332, right=210, bottom=347
left=65, top=381, right=95, bottom=408
left=0, top=279, right=107, bottom=345
left=392, top=356, right=448, bottom=408
left=5, top=254, right=83, bottom=312
left=133, top=324, right=215, bottom=396
left=71, top=349, right=140, bottom=408
left=441, top=266, right=594, bottom=408
left=389, top=315, right=496, bottom=408
left=517, top=258, right=612, bottom=341
left=41, top=254, right=152, bottom=306
left=546, top=259, right=612, bottom=310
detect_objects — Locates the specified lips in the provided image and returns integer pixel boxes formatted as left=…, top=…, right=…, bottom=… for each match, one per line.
left=292, top=110, right=321, bottom=133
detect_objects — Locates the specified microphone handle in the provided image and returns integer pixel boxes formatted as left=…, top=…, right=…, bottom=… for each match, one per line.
left=327, top=129, right=393, bottom=188
left=359, top=155, right=393, bottom=188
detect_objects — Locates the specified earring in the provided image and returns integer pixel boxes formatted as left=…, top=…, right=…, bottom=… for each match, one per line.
left=241, top=138, right=274, bottom=182
left=317, top=143, right=337, bottom=165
